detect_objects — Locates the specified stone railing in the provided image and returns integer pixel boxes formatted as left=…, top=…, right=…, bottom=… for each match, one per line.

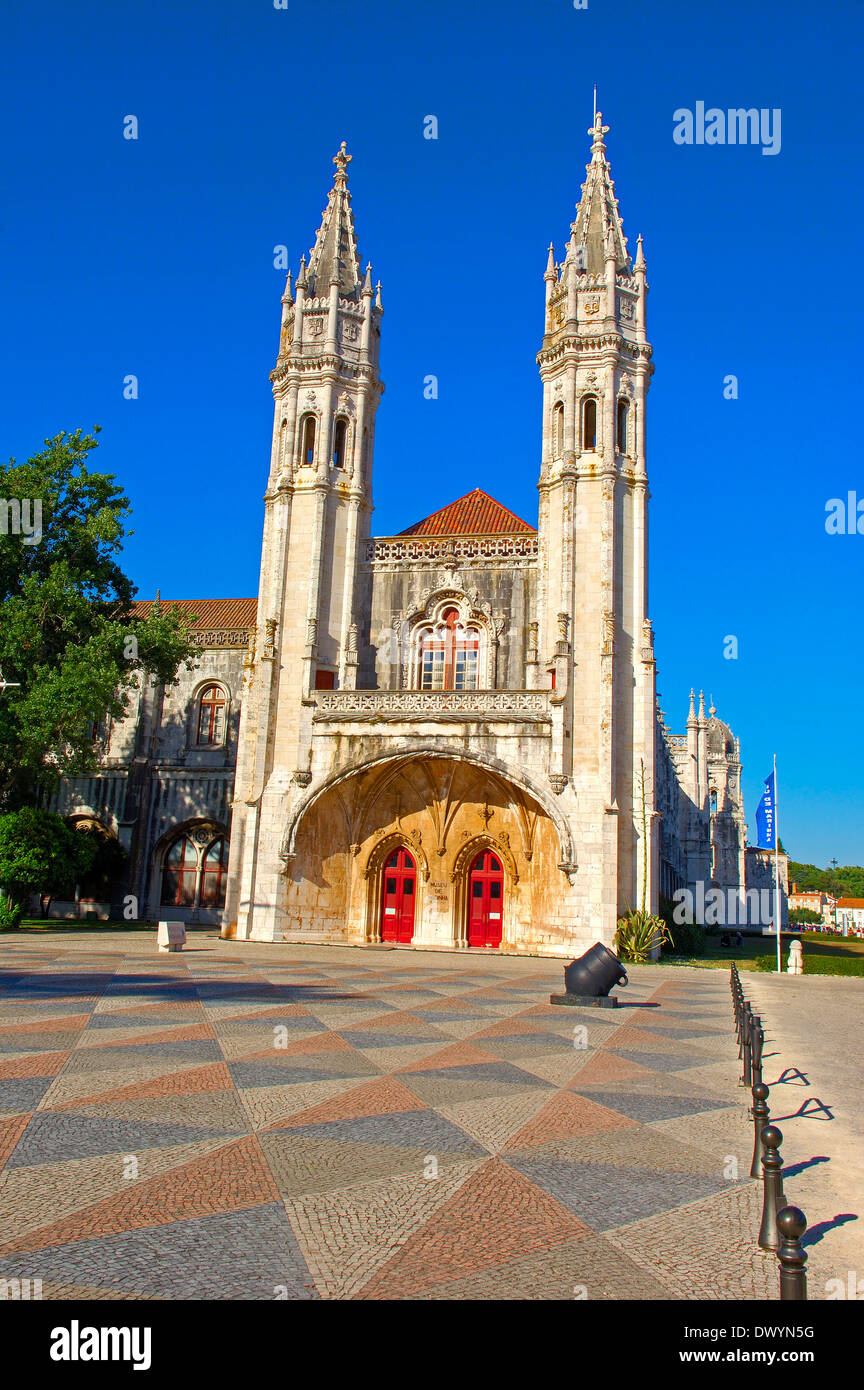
left=189, top=628, right=253, bottom=650
left=313, top=689, right=551, bottom=720
left=366, top=534, right=538, bottom=564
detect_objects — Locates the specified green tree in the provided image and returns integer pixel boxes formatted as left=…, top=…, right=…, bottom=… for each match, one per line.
left=787, top=860, right=864, bottom=901
left=0, top=808, right=97, bottom=920
left=789, top=907, right=822, bottom=925
left=0, top=429, right=197, bottom=810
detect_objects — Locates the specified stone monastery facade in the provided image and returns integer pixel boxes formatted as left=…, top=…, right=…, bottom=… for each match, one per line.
left=53, top=116, right=754, bottom=954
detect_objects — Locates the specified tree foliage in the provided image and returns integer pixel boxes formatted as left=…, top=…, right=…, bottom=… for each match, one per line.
left=0, top=429, right=198, bottom=809
left=0, top=808, right=97, bottom=913
left=787, top=860, right=864, bottom=900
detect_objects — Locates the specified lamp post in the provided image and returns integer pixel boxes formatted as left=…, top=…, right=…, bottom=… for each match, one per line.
left=829, top=856, right=841, bottom=935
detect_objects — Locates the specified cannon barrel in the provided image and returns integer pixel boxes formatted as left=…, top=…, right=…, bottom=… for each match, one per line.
left=564, top=942, right=628, bottom=997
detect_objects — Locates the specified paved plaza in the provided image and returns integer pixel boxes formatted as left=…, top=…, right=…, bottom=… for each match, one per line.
left=0, top=933, right=855, bottom=1300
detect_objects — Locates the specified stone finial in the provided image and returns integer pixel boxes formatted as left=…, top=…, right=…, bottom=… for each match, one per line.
left=589, top=110, right=610, bottom=156
left=635, top=233, right=646, bottom=271
left=333, top=141, right=352, bottom=180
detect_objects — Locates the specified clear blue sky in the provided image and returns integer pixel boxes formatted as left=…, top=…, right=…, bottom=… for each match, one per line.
left=1, top=0, right=861, bottom=867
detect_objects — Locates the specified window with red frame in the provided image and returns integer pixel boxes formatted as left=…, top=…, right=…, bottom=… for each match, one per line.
left=161, top=836, right=199, bottom=907
left=200, top=838, right=229, bottom=909
left=196, top=685, right=226, bottom=745
left=420, top=608, right=480, bottom=691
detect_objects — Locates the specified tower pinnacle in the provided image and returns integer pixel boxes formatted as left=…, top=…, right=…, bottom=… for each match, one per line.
left=570, top=112, right=629, bottom=275
left=306, top=142, right=363, bottom=298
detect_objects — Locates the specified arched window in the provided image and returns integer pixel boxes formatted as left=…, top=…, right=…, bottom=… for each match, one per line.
left=161, top=832, right=230, bottom=909
left=333, top=418, right=348, bottom=468
left=161, top=836, right=199, bottom=907
left=617, top=398, right=629, bottom=454
left=582, top=397, right=597, bottom=451
left=419, top=607, right=480, bottom=691
left=201, top=838, right=229, bottom=909
left=196, top=685, right=227, bottom=745
left=300, top=414, right=316, bottom=466
left=552, top=401, right=564, bottom=459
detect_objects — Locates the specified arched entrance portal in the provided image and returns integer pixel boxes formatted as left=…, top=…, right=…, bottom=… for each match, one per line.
left=380, top=847, right=417, bottom=943
left=467, top=849, right=504, bottom=947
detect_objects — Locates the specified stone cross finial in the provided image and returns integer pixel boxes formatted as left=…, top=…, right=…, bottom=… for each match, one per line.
left=589, top=111, right=610, bottom=153
left=333, top=142, right=352, bottom=178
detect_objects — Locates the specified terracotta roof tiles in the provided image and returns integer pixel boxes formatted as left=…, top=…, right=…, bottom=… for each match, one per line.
left=131, top=598, right=258, bottom=629
left=398, top=488, right=536, bottom=537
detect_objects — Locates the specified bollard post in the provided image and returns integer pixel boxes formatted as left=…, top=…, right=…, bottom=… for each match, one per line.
left=741, top=1007, right=754, bottom=1087
left=738, top=998, right=750, bottom=1060
left=750, top=1082, right=770, bottom=1178
left=751, top=1015, right=764, bottom=1088
left=776, top=1206, right=808, bottom=1301
left=758, top=1124, right=787, bottom=1252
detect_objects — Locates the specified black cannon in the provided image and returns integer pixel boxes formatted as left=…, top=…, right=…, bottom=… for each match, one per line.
left=551, top=942, right=629, bottom=1009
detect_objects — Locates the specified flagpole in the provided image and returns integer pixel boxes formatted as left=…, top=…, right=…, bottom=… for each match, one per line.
left=774, top=752, right=782, bottom=974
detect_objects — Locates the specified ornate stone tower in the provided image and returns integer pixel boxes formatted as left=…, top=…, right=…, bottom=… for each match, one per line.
left=223, top=143, right=383, bottom=939
left=535, top=112, right=657, bottom=932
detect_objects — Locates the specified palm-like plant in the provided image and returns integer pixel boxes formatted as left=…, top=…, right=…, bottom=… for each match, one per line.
left=614, top=907, right=670, bottom=963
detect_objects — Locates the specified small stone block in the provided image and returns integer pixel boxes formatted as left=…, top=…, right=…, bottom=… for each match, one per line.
left=157, top=920, right=186, bottom=953
left=549, top=993, right=619, bottom=1008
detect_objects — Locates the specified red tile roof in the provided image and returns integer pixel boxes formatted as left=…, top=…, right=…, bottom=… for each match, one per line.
left=398, top=488, right=536, bottom=537
left=131, top=598, right=258, bottom=628
left=837, top=898, right=864, bottom=909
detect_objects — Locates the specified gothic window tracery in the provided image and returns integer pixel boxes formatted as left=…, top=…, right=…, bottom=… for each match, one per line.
left=417, top=607, right=481, bottom=691
left=196, top=684, right=227, bottom=745
left=161, top=832, right=230, bottom=909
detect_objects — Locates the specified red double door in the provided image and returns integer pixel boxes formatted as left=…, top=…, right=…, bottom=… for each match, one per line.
left=380, top=847, right=416, bottom=943
left=468, top=850, right=504, bottom=947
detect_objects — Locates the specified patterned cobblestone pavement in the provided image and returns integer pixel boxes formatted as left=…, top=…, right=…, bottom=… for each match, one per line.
left=0, top=935, right=794, bottom=1300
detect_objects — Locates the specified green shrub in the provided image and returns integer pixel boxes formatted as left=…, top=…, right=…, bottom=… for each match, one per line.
left=663, top=920, right=706, bottom=957
left=0, top=899, right=23, bottom=931
left=753, top=952, right=864, bottom=977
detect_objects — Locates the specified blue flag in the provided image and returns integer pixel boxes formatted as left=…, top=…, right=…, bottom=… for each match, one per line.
left=755, top=772, right=776, bottom=849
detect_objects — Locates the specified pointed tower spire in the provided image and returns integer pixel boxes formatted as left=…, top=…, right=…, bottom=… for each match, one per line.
left=687, top=689, right=697, bottom=726
left=570, top=112, right=630, bottom=275
left=306, top=141, right=363, bottom=299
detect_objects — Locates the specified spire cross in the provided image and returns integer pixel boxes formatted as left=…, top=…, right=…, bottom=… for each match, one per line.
left=333, top=141, right=352, bottom=179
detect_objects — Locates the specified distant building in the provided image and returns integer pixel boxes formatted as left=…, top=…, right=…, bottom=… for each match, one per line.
left=788, top=884, right=832, bottom=922
left=835, top=898, right=864, bottom=936
left=744, top=846, right=789, bottom=929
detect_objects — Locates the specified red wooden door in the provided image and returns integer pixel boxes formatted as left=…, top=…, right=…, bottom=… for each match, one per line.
left=467, top=850, right=504, bottom=947
left=380, top=848, right=417, bottom=943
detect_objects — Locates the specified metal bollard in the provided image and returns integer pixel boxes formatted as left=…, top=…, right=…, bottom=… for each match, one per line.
left=750, top=1082, right=770, bottom=1178
left=758, top=1124, right=787, bottom=1252
left=742, top=1007, right=754, bottom=1087
left=738, top=997, right=750, bottom=1060
left=751, top=1014, right=764, bottom=1088
left=776, top=1206, right=808, bottom=1301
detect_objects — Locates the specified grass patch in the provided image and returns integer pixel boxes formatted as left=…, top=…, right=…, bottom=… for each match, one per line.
left=645, top=929, right=864, bottom=974
left=3, top=920, right=218, bottom=934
